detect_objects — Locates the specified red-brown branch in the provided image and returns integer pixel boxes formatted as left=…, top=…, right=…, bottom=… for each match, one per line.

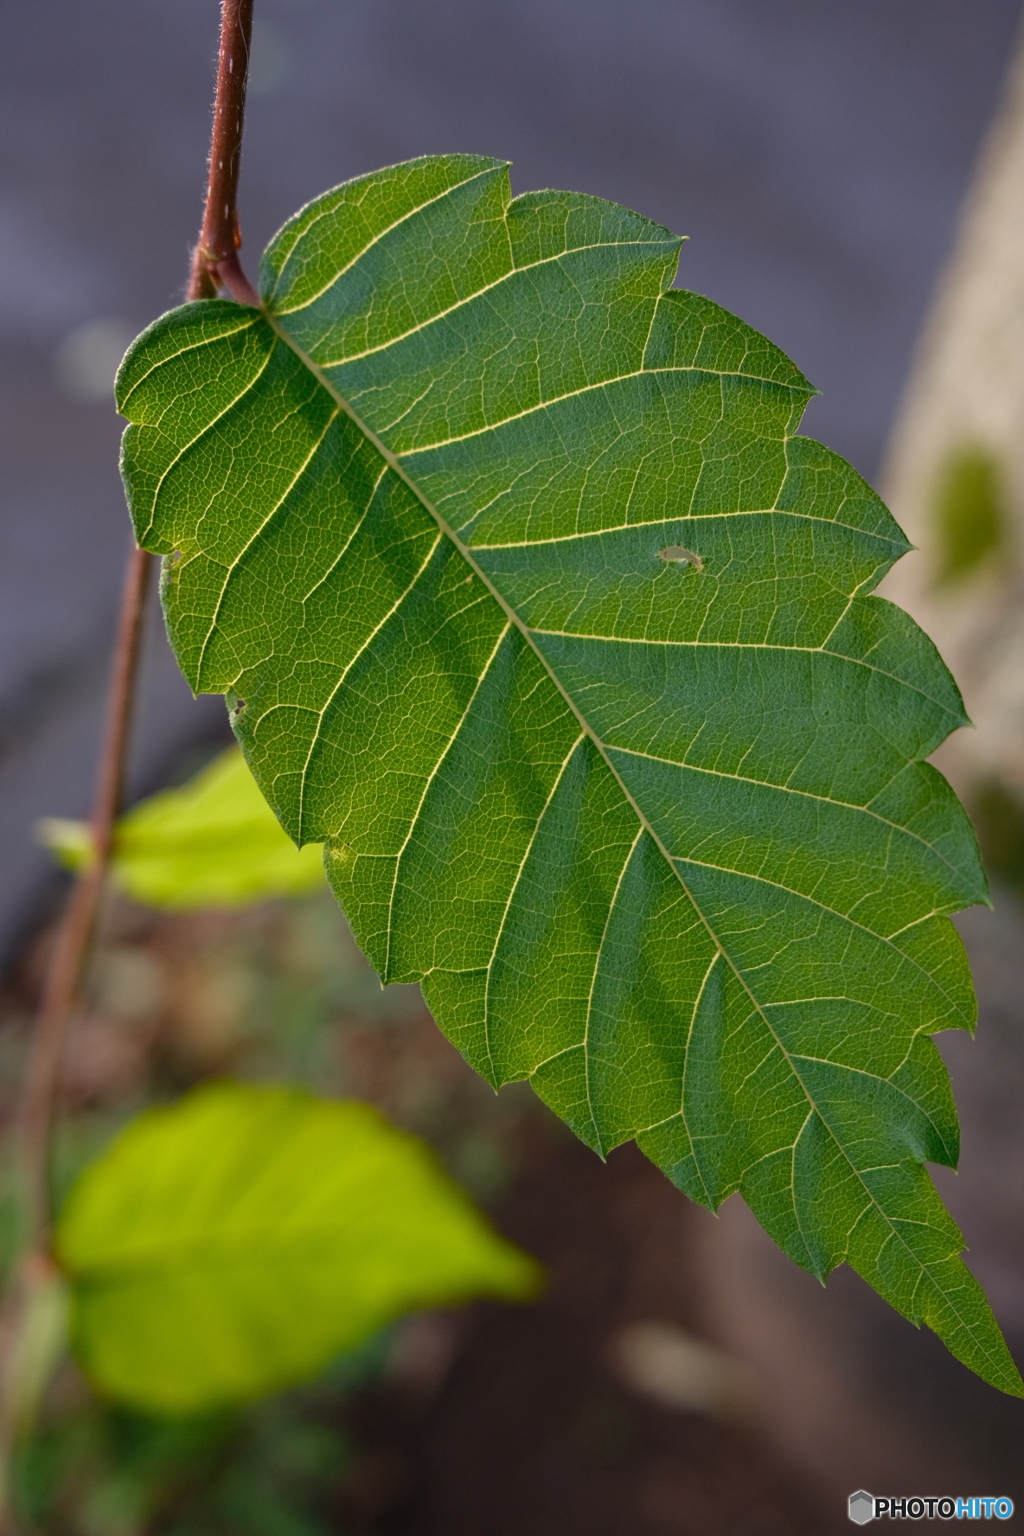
left=16, top=0, right=260, bottom=1265
left=0, top=7, right=261, bottom=1520
left=18, top=545, right=153, bottom=1254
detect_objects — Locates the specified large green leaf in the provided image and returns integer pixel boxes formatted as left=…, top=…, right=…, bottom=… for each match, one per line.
left=39, top=747, right=326, bottom=908
left=57, top=1083, right=538, bottom=1412
left=117, top=154, right=1021, bottom=1394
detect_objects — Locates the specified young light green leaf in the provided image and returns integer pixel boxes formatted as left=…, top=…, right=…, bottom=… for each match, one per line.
left=56, top=1083, right=538, bottom=1413
left=117, top=154, right=1021, bottom=1395
left=39, top=748, right=326, bottom=908
left=37, top=817, right=94, bottom=873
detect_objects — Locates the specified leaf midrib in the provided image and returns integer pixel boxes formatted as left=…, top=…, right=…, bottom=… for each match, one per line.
left=66, top=1225, right=431, bottom=1283
left=255, top=306, right=914, bottom=998
left=255, top=301, right=989, bottom=1360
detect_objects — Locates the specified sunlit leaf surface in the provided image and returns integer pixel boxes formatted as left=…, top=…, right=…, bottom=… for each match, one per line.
left=58, top=1083, right=538, bottom=1412
left=40, top=748, right=325, bottom=908
left=117, top=155, right=1020, bottom=1393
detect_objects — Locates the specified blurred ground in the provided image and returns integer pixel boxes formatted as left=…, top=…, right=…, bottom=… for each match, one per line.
left=4, top=881, right=1024, bottom=1531
left=1, top=890, right=844, bottom=1533
left=351, top=1137, right=844, bottom=1536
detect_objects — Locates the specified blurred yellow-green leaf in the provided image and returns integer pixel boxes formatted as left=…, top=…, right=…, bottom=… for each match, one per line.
left=932, top=443, right=1006, bottom=585
left=56, top=1082, right=540, bottom=1413
left=39, top=748, right=326, bottom=908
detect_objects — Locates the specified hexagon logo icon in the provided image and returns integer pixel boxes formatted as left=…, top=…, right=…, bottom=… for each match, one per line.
left=848, top=1491, right=875, bottom=1524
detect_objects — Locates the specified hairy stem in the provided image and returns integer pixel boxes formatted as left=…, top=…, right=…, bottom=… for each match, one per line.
left=190, top=0, right=259, bottom=305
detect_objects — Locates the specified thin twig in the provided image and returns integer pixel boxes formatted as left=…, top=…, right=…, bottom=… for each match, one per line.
left=0, top=545, right=152, bottom=1531
left=16, top=0, right=259, bottom=1274
left=0, top=14, right=261, bottom=1517
left=17, top=546, right=152, bottom=1255
left=0, top=2, right=258, bottom=1517
left=17, top=0, right=259, bottom=1267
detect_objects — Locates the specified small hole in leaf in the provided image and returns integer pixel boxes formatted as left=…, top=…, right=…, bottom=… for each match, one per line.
left=659, top=545, right=703, bottom=571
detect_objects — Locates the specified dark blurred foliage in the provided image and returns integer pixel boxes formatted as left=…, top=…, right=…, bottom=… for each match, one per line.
left=971, top=779, right=1024, bottom=894
left=17, top=1365, right=359, bottom=1536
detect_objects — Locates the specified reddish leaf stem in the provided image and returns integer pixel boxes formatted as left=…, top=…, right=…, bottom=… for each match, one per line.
left=190, top=0, right=260, bottom=306
left=0, top=7, right=260, bottom=1521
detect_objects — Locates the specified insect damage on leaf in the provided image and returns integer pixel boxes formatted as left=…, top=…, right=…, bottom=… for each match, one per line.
left=116, top=153, right=1021, bottom=1396
left=659, top=545, right=703, bottom=569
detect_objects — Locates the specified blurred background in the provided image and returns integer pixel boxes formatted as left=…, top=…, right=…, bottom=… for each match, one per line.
left=4, top=0, right=1024, bottom=1529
